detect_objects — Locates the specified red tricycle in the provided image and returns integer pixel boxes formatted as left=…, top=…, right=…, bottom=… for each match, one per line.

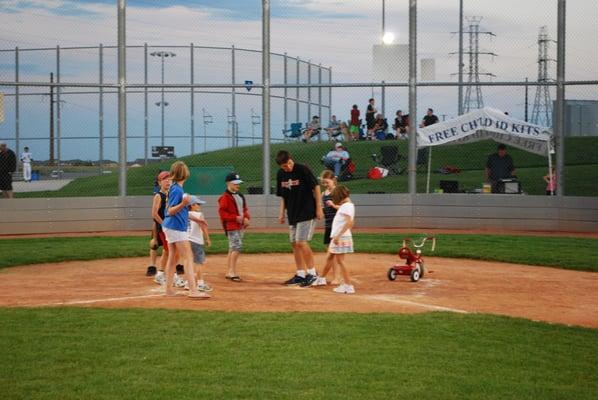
left=387, top=237, right=436, bottom=282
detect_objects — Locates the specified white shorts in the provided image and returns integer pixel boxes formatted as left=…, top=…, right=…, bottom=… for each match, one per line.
left=163, top=227, right=189, bottom=244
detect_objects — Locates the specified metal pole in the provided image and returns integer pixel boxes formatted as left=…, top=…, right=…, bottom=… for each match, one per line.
left=328, top=67, right=332, bottom=126
left=99, top=44, right=104, bottom=172
left=56, top=45, right=61, bottom=165
left=203, top=108, right=207, bottom=152
left=191, top=43, right=195, bottom=154
left=49, top=73, right=54, bottom=164
left=15, top=47, right=20, bottom=167
left=307, top=60, right=312, bottom=123
left=524, top=77, right=529, bottom=122
left=283, top=52, right=288, bottom=130
left=160, top=54, right=165, bottom=146
left=318, top=63, right=322, bottom=141
left=232, top=44, right=237, bottom=147
left=117, top=0, right=127, bottom=196
left=381, top=80, right=386, bottom=118
left=457, top=0, right=464, bottom=115
left=262, top=0, right=271, bottom=195
left=382, top=0, right=386, bottom=38
left=296, top=56, right=300, bottom=123
left=408, top=0, right=417, bottom=194
left=555, top=0, right=566, bottom=196
left=143, top=43, right=148, bottom=165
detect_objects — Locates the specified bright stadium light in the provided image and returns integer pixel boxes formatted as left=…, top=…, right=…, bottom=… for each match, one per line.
left=382, top=31, right=395, bottom=45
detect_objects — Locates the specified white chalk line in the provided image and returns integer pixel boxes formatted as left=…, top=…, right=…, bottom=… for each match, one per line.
left=21, top=294, right=164, bottom=307
left=364, top=294, right=468, bottom=313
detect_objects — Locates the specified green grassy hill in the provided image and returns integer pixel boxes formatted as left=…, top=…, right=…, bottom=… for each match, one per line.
left=17, top=137, right=598, bottom=197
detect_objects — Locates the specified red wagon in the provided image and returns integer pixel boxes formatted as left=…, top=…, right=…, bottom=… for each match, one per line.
left=387, top=237, right=436, bottom=282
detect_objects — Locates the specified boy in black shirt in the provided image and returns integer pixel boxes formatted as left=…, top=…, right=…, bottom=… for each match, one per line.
left=276, top=150, right=323, bottom=286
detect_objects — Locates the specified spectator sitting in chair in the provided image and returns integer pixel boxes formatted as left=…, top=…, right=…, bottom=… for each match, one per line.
left=419, top=108, right=439, bottom=128
left=485, top=144, right=516, bottom=193
left=371, top=114, right=389, bottom=140
left=302, top=115, right=321, bottom=142
left=322, top=142, right=350, bottom=177
left=393, top=110, right=409, bottom=139
left=326, top=115, right=342, bottom=140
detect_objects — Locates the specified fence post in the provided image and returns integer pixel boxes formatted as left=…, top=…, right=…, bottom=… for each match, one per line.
left=555, top=0, right=566, bottom=196
left=99, top=43, right=104, bottom=172
left=191, top=43, right=195, bottom=155
left=117, top=0, right=127, bottom=197
left=262, top=0, right=271, bottom=195
left=15, top=47, right=20, bottom=164
left=408, top=0, right=418, bottom=195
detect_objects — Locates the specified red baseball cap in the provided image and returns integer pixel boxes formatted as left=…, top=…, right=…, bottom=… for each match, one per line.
left=157, top=171, right=170, bottom=181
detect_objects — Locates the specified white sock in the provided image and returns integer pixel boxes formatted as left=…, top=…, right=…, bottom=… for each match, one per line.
left=197, top=280, right=205, bottom=286
left=297, top=270, right=306, bottom=278
left=307, top=267, right=317, bottom=276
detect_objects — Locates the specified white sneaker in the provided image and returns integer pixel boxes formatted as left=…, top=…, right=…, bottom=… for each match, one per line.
left=173, top=274, right=186, bottom=288
left=312, top=277, right=327, bottom=286
left=333, top=284, right=355, bottom=294
left=154, top=271, right=165, bottom=285
left=198, top=283, right=213, bottom=292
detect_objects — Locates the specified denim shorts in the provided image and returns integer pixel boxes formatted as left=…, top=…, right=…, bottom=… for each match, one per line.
left=289, top=219, right=316, bottom=243
left=227, top=230, right=244, bottom=252
left=190, top=241, right=206, bottom=264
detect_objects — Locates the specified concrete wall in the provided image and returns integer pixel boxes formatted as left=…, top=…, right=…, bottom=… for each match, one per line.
left=1, top=194, right=597, bottom=235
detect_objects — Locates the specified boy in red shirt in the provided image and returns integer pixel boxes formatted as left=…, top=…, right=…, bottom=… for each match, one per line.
left=218, top=172, right=250, bottom=282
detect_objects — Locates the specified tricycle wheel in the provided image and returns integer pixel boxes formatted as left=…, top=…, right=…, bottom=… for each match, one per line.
left=416, top=262, right=425, bottom=279
left=410, top=266, right=421, bottom=282
left=387, top=268, right=398, bottom=281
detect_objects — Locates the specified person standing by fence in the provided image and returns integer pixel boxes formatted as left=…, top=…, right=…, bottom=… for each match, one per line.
left=0, top=142, right=16, bottom=199
left=20, top=146, right=32, bottom=183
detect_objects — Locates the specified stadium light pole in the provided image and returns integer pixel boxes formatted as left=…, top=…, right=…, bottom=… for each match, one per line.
left=151, top=51, right=176, bottom=146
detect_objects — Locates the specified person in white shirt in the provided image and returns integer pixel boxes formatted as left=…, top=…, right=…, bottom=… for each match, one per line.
left=312, top=185, right=355, bottom=294
left=20, top=146, right=33, bottom=182
left=322, top=142, right=350, bottom=177
left=186, top=196, right=213, bottom=294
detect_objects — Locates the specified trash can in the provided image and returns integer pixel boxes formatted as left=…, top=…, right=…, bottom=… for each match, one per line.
left=31, top=171, right=40, bottom=181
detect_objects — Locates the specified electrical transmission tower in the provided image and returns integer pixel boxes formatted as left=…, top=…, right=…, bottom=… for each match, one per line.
left=531, top=26, right=555, bottom=127
left=461, top=17, right=496, bottom=113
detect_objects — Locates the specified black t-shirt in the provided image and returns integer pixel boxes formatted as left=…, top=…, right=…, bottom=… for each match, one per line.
left=486, top=153, right=515, bottom=181
left=366, top=104, right=375, bottom=122
left=276, top=163, right=318, bottom=225
left=0, top=149, right=17, bottom=174
left=422, top=114, right=439, bottom=126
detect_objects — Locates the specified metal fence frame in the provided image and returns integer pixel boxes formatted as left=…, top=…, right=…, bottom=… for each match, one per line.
left=0, top=0, right=594, bottom=197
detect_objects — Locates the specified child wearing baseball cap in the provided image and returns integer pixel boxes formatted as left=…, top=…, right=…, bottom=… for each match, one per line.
left=218, top=172, right=250, bottom=282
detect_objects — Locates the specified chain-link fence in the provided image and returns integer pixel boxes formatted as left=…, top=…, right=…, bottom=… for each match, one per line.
left=0, top=0, right=596, bottom=198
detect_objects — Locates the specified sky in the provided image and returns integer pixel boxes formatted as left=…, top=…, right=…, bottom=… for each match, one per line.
left=0, top=0, right=596, bottom=161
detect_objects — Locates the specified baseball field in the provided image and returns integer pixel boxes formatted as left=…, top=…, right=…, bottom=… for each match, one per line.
left=1, top=231, right=597, bottom=399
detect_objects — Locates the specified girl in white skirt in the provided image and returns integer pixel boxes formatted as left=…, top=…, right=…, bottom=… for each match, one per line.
left=318, top=185, right=355, bottom=294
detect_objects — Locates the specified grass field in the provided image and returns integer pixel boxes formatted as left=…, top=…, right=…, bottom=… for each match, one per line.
left=1, top=233, right=598, bottom=272
left=0, top=308, right=596, bottom=400
left=16, top=137, right=598, bottom=197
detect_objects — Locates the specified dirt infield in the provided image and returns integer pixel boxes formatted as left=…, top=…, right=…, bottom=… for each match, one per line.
left=1, top=253, right=596, bottom=328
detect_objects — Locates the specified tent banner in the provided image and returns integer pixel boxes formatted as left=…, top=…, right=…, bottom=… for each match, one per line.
left=446, top=130, right=549, bottom=156
left=417, top=107, right=552, bottom=153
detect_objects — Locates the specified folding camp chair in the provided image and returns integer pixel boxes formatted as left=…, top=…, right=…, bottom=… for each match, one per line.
left=372, top=145, right=403, bottom=175
left=282, top=122, right=303, bottom=141
left=416, top=147, right=429, bottom=171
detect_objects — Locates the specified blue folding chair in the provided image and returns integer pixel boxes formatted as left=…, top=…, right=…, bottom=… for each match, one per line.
left=282, top=122, right=303, bottom=141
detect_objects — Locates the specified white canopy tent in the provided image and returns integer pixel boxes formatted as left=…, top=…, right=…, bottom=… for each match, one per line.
left=416, top=107, right=554, bottom=193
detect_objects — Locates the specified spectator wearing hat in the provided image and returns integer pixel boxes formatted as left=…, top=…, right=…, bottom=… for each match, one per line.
left=218, top=172, right=250, bottom=282
left=302, top=115, right=321, bottom=142
left=0, top=142, right=17, bottom=199
left=322, top=143, right=350, bottom=177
